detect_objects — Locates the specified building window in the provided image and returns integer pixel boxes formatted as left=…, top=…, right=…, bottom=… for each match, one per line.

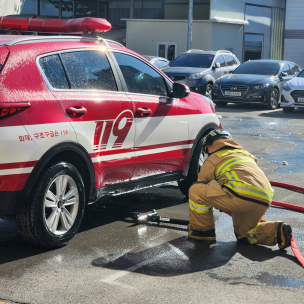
left=157, top=42, right=177, bottom=61
left=40, top=0, right=59, bottom=18
left=244, top=33, right=263, bottom=61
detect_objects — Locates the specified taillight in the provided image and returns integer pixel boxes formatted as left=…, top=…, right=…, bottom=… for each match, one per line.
left=0, top=102, right=31, bottom=120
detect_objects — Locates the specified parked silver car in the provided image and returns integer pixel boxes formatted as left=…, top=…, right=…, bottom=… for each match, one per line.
left=162, top=50, right=240, bottom=99
left=142, top=55, right=170, bottom=70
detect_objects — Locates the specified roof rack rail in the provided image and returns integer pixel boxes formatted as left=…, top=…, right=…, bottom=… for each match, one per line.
left=216, top=50, right=232, bottom=54
left=3, top=35, right=124, bottom=49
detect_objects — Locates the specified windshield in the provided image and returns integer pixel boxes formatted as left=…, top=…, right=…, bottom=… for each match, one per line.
left=233, top=61, right=280, bottom=76
left=297, top=69, right=304, bottom=78
left=170, top=54, right=214, bottom=68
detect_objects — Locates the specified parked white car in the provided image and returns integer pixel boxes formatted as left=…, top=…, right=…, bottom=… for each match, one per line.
left=281, top=69, right=304, bottom=112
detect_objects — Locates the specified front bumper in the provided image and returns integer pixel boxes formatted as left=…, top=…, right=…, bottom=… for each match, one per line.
left=281, top=91, right=304, bottom=108
left=212, top=86, right=271, bottom=104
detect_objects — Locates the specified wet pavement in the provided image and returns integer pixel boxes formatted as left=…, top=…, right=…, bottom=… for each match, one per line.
left=1, top=104, right=304, bottom=304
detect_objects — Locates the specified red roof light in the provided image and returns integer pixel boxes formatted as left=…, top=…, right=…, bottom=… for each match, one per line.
left=0, top=17, right=112, bottom=34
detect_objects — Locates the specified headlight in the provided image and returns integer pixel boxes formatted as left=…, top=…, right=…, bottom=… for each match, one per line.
left=188, top=72, right=203, bottom=80
left=203, top=96, right=215, bottom=110
left=283, top=83, right=292, bottom=91
left=213, top=83, right=219, bottom=89
left=252, top=83, right=269, bottom=90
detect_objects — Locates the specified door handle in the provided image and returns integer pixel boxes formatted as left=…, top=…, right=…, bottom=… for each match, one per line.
left=136, top=107, right=152, bottom=117
left=66, top=106, right=87, bottom=117
left=224, top=70, right=228, bottom=73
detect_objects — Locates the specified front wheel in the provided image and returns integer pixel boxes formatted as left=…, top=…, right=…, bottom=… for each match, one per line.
left=283, top=107, right=294, bottom=113
left=178, top=137, right=207, bottom=196
left=266, top=88, right=279, bottom=110
left=204, top=83, right=213, bottom=99
left=16, top=162, right=86, bottom=248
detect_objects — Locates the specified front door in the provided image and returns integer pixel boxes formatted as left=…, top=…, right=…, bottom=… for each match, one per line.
left=112, top=52, right=189, bottom=179
left=38, top=50, right=135, bottom=188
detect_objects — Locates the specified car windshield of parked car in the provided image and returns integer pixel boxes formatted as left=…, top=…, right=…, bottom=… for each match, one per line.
left=297, top=69, right=304, bottom=78
left=170, top=54, right=214, bottom=68
left=232, top=62, right=280, bottom=75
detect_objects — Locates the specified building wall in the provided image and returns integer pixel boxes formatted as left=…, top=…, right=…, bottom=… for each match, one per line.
left=0, top=0, right=36, bottom=15
left=210, top=23, right=243, bottom=61
left=283, top=0, right=304, bottom=68
left=210, top=0, right=285, bottom=19
left=126, top=19, right=212, bottom=56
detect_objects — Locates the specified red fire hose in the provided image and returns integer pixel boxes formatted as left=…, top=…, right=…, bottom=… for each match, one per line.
left=223, top=181, right=304, bottom=268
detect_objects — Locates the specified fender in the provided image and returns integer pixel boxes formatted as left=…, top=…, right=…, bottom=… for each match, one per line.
left=202, top=74, right=215, bottom=86
left=13, top=142, right=95, bottom=214
left=183, top=122, right=219, bottom=176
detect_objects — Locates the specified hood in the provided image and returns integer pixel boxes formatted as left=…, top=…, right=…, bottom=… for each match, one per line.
left=208, top=138, right=243, bottom=154
left=288, top=76, right=304, bottom=88
left=162, top=67, right=209, bottom=76
left=217, top=74, right=277, bottom=85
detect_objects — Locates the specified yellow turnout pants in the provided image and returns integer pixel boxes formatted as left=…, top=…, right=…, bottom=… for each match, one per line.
left=189, top=180, right=281, bottom=246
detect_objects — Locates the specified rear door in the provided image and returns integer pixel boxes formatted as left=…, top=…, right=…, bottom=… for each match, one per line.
left=38, top=50, right=135, bottom=188
left=212, top=55, right=227, bottom=80
left=111, top=51, right=189, bottom=179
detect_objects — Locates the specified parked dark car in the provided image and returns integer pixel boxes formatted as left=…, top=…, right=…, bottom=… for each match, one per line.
left=212, top=60, right=301, bottom=110
left=142, top=55, right=170, bottom=70
left=162, top=50, right=240, bottom=99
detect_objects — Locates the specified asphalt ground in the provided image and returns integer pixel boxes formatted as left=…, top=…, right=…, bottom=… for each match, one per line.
left=1, top=104, right=304, bottom=304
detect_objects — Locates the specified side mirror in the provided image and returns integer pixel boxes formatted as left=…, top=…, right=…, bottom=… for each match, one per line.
left=172, top=83, right=190, bottom=98
left=280, top=71, right=288, bottom=78
left=213, top=62, right=220, bottom=69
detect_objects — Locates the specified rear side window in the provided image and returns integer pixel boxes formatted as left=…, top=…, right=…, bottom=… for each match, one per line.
left=60, top=51, right=117, bottom=91
left=224, top=55, right=237, bottom=66
left=39, top=55, right=69, bottom=89
left=113, top=52, right=168, bottom=96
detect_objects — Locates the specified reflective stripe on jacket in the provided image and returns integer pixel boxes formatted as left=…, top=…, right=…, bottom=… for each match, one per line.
left=198, top=148, right=274, bottom=206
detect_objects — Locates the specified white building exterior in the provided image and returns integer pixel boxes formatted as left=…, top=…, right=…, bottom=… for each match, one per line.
left=283, top=0, right=304, bottom=68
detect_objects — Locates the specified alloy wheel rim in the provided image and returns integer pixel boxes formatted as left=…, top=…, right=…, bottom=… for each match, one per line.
left=43, top=175, right=79, bottom=235
left=205, top=85, right=213, bottom=99
left=271, top=90, right=278, bottom=107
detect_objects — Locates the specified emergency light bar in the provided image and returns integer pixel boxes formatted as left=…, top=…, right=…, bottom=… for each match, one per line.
left=0, top=17, right=112, bottom=34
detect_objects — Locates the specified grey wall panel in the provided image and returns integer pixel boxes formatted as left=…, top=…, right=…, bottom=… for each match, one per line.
left=283, top=39, right=304, bottom=68
left=285, top=0, right=304, bottom=30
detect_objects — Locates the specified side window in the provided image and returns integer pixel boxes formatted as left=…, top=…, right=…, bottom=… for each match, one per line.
left=113, top=52, right=168, bottom=96
left=39, top=54, right=69, bottom=89
left=153, top=59, right=162, bottom=69
left=60, top=51, right=117, bottom=91
left=289, top=63, right=300, bottom=75
left=281, top=63, right=291, bottom=76
left=215, top=55, right=226, bottom=67
left=224, top=55, right=236, bottom=66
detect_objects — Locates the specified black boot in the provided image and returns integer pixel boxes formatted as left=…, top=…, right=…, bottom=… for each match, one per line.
left=277, top=222, right=292, bottom=250
left=188, top=229, right=216, bottom=243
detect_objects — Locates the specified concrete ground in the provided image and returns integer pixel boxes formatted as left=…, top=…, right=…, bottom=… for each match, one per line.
left=1, top=104, right=304, bottom=304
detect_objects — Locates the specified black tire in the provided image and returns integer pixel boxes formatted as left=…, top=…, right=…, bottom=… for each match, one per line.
left=266, top=88, right=279, bottom=110
left=204, top=82, right=213, bottom=99
left=178, top=136, right=206, bottom=196
left=16, top=162, right=86, bottom=248
left=215, top=101, right=228, bottom=107
left=283, top=107, right=294, bottom=113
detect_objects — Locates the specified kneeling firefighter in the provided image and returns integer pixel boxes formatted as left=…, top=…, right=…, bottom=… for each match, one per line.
left=188, top=129, right=292, bottom=249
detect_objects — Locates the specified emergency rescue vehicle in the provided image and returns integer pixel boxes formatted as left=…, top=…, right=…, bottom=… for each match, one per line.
left=0, top=16, right=221, bottom=248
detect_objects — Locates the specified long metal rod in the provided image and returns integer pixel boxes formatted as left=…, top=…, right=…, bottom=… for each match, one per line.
left=187, top=0, right=193, bottom=50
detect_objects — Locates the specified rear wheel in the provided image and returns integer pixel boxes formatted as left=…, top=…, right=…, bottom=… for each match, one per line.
left=282, top=107, right=294, bottom=113
left=215, top=101, right=228, bottom=107
left=16, top=162, right=86, bottom=248
left=266, top=88, right=279, bottom=110
left=178, top=136, right=208, bottom=196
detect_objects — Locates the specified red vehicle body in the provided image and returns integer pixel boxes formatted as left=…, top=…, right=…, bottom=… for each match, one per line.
left=0, top=29, right=220, bottom=247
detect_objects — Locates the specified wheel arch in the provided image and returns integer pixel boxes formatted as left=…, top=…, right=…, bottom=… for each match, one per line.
left=183, top=122, right=219, bottom=176
left=15, top=142, right=95, bottom=213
